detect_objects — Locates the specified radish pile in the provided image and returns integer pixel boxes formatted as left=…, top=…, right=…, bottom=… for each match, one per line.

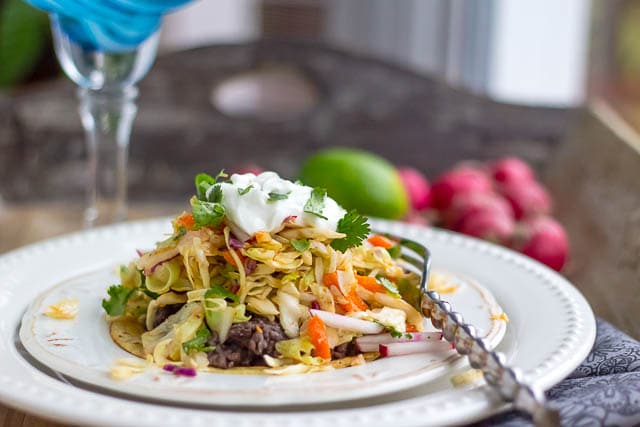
left=398, top=157, right=569, bottom=272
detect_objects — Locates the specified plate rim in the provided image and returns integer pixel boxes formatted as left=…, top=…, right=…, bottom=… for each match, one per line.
left=0, top=217, right=596, bottom=427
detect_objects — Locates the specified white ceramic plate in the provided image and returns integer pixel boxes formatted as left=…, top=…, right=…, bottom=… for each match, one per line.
left=0, top=219, right=595, bottom=426
left=19, top=265, right=505, bottom=406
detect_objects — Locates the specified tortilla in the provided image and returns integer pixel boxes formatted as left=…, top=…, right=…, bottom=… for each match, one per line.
left=110, top=318, right=146, bottom=358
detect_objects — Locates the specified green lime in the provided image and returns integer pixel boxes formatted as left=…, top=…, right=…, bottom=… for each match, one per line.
left=299, top=148, right=408, bottom=219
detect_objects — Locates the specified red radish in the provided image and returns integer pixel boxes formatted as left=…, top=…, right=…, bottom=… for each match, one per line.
left=499, top=180, right=551, bottom=220
left=355, top=332, right=442, bottom=345
left=379, top=341, right=453, bottom=357
left=456, top=209, right=515, bottom=244
left=355, top=332, right=442, bottom=352
left=398, top=167, right=431, bottom=211
left=514, top=216, right=569, bottom=271
left=309, top=309, right=384, bottom=334
left=445, top=192, right=514, bottom=229
left=430, top=166, right=493, bottom=211
left=490, top=157, right=534, bottom=185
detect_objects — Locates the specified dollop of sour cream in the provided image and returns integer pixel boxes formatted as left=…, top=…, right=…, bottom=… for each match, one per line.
left=219, top=172, right=346, bottom=237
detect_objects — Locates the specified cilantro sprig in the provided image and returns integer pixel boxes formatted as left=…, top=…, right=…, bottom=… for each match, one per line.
left=182, top=325, right=215, bottom=354
left=372, top=320, right=412, bottom=339
left=191, top=197, right=225, bottom=228
left=191, top=170, right=227, bottom=228
left=102, top=285, right=136, bottom=316
left=195, top=171, right=227, bottom=201
left=303, top=187, right=327, bottom=219
left=330, top=210, right=371, bottom=252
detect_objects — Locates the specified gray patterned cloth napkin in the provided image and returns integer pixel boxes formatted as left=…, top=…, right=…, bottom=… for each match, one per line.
left=482, top=319, right=640, bottom=426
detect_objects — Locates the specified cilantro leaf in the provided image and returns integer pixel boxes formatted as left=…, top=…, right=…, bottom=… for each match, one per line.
left=372, top=320, right=405, bottom=338
left=291, top=238, right=310, bottom=252
left=208, top=184, right=223, bottom=203
left=330, top=210, right=371, bottom=252
left=102, top=285, right=136, bottom=316
left=267, top=191, right=290, bottom=202
left=191, top=197, right=225, bottom=228
left=182, top=325, right=215, bottom=354
left=205, top=284, right=239, bottom=304
left=195, top=173, right=215, bottom=200
left=195, top=170, right=228, bottom=201
left=376, top=275, right=400, bottom=295
left=389, top=328, right=403, bottom=338
left=303, top=187, right=327, bottom=219
left=238, top=185, right=253, bottom=196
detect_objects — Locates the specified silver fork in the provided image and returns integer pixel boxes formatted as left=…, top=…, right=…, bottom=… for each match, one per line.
left=385, top=233, right=561, bottom=427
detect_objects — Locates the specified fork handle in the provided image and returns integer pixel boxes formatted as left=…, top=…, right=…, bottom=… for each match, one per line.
left=422, top=290, right=561, bottom=427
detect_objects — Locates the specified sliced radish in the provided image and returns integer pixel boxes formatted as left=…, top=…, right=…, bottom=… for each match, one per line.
left=355, top=332, right=442, bottom=345
left=309, top=309, right=384, bottom=334
left=379, top=341, right=453, bottom=357
left=356, top=342, right=385, bottom=352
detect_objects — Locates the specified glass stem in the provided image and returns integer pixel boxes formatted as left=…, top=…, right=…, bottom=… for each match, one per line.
left=78, top=86, right=138, bottom=227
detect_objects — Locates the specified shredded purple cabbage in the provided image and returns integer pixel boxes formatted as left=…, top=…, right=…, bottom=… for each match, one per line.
left=229, top=236, right=244, bottom=249
left=149, top=253, right=180, bottom=274
left=163, top=364, right=197, bottom=377
left=244, top=258, right=257, bottom=275
left=173, top=367, right=197, bottom=377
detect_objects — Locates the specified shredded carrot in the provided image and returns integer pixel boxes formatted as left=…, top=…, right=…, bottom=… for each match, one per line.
left=323, top=272, right=339, bottom=287
left=174, top=212, right=195, bottom=229
left=325, top=273, right=368, bottom=312
left=336, top=288, right=369, bottom=313
left=346, top=289, right=369, bottom=311
left=222, top=249, right=245, bottom=267
left=367, top=235, right=395, bottom=249
left=406, top=324, right=418, bottom=333
left=356, top=274, right=386, bottom=293
left=308, top=315, right=331, bottom=359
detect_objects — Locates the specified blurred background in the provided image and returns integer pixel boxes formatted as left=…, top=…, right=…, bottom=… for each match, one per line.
left=5, top=0, right=640, bottom=107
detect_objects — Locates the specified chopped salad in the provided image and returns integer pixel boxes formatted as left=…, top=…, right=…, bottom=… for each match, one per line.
left=103, top=171, right=439, bottom=374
